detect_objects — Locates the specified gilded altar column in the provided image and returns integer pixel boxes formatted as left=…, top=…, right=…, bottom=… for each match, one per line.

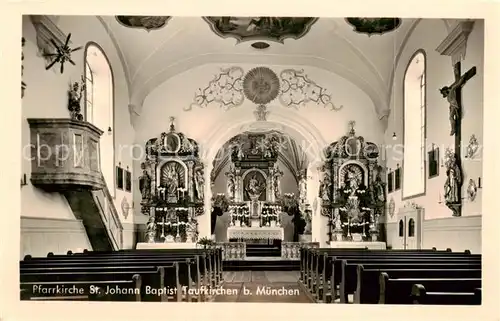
left=268, top=165, right=274, bottom=202
left=235, top=168, right=242, bottom=202
left=186, top=161, right=195, bottom=202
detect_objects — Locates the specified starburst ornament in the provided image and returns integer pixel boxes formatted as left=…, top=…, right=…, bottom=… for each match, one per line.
left=43, top=33, right=82, bottom=74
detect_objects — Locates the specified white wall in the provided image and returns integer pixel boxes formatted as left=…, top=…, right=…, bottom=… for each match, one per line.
left=21, top=15, right=136, bottom=253
left=135, top=63, right=384, bottom=245
left=384, top=19, right=483, bottom=252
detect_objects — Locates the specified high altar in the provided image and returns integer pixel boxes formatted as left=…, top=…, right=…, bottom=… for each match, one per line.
left=138, top=118, right=204, bottom=246
left=224, top=132, right=285, bottom=241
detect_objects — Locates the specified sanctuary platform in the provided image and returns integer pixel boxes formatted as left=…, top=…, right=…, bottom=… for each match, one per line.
left=136, top=242, right=199, bottom=249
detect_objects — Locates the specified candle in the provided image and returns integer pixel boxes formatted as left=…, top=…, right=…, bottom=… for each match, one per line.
left=478, top=177, right=482, bottom=188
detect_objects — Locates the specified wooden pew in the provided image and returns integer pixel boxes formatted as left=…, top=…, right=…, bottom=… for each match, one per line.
left=21, top=255, right=206, bottom=302
left=21, top=268, right=168, bottom=301
left=340, top=259, right=481, bottom=303
left=411, top=284, right=481, bottom=305
left=379, top=273, right=482, bottom=304
left=320, top=254, right=480, bottom=303
left=21, top=275, right=142, bottom=301
left=354, top=266, right=481, bottom=304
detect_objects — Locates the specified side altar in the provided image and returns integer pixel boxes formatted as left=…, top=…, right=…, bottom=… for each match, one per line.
left=224, top=132, right=284, bottom=241
left=139, top=118, right=204, bottom=246
left=319, top=122, right=386, bottom=249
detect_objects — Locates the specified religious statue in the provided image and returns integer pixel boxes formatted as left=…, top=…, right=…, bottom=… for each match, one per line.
left=185, top=217, right=198, bottom=243
left=139, top=166, right=152, bottom=202
left=246, top=174, right=263, bottom=200
left=440, top=65, right=476, bottom=136
left=225, top=164, right=237, bottom=200
left=444, top=152, right=462, bottom=206
left=195, top=167, right=205, bottom=201
left=272, top=163, right=284, bottom=199
left=319, top=170, right=332, bottom=201
left=67, top=76, right=86, bottom=121
left=165, top=165, right=179, bottom=201
left=346, top=167, right=360, bottom=193
left=372, top=168, right=386, bottom=203
left=298, top=173, right=307, bottom=203
left=146, top=215, right=156, bottom=243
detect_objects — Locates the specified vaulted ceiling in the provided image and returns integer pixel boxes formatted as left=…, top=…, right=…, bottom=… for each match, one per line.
left=96, top=17, right=456, bottom=119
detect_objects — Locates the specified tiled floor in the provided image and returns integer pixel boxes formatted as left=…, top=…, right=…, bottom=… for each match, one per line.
left=214, top=271, right=312, bottom=303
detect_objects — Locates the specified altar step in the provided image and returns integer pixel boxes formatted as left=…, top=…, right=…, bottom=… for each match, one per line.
left=223, top=259, right=300, bottom=271
left=245, top=244, right=281, bottom=257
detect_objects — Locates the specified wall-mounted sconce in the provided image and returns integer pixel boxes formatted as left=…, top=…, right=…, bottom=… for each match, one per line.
left=392, top=132, right=397, bottom=140
left=20, top=174, right=27, bottom=187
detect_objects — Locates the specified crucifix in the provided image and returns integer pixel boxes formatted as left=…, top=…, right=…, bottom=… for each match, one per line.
left=440, top=61, right=476, bottom=216
left=169, top=116, right=176, bottom=132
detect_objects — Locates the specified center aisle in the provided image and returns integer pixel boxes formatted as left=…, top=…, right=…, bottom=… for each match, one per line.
left=213, top=271, right=312, bottom=303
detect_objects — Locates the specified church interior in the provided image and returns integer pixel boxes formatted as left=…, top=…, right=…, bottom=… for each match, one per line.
left=18, top=15, right=486, bottom=304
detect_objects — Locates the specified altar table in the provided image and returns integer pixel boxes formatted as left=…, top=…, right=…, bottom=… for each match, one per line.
left=227, top=226, right=284, bottom=240
left=329, top=241, right=386, bottom=249
left=136, top=242, right=199, bottom=249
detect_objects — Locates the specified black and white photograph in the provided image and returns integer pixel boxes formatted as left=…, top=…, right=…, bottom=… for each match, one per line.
left=3, top=1, right=499, bottom=319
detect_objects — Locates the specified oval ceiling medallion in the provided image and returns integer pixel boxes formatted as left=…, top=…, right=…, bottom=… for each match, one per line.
left=251, top=41, right=270, bottom=49
left=243, top=67, right=280, bottom=105
left=203, top=17, right=318, bottom=43
left=345, top=18, right=401, bottom=36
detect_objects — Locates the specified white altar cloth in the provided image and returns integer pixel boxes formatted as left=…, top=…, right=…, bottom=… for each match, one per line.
left=227, top=226, right=284, bottom=240
left=329, top=241, right=386, bottom=250
left=136, top=242, right=199, bottom=249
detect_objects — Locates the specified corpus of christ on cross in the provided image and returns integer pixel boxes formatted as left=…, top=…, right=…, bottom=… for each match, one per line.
left=440, top=61, right=476, bottom=217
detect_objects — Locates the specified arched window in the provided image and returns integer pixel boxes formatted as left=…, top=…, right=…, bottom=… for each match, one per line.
left=85, top=43, right=115, bottom=196
left=398, top=219, right=404, bottom=237
left=408, top=218, right=415, bottom=237
left=403, top=51, right=426, bottom=198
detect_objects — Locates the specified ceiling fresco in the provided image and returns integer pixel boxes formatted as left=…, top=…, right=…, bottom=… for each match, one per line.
left=203, top=17, right=319, bottom=43
left=115, top=16, right=172, bottom=31
left=345, top=18, right=401, bottom=36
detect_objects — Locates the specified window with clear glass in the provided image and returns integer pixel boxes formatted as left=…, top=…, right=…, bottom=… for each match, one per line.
left=403, top=51, right=426, bottom=198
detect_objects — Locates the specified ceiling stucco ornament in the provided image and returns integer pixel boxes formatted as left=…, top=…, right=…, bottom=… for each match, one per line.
left=279, top=69, right=343, bottom=111
left=243, top=67, right=280, bottom=105
left=203, top=17, right=318, bottom=43
left=116, top=16, right=172, bottom=31
left=187, top=66, right=245, bottom=111
left=345, top=18, right=401, bottom=36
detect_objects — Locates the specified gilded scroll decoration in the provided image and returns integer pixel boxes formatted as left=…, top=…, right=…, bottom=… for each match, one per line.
left=279, top=69, right=343, bottom=111
left=188, top=66, right=245, bottom=111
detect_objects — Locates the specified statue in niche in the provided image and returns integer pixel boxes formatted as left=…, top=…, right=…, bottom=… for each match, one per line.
left=272, top=163, right=284, bottom=199
left=225, top=164, right=237, bottom=200
left=444, top=152, right=462, bottom=205
left=319, top=170, right=332, bottom=201
left=139, top=164, right=152, bottom=202
left=345, top=166, right=360, bottom=193
left=195, top=167, right=205, bottom=201
left=165, top=165, right=180, bottom=201
left=246, top=174, right=263, bottom=200
left=146, top=215, right=156, bottom=243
